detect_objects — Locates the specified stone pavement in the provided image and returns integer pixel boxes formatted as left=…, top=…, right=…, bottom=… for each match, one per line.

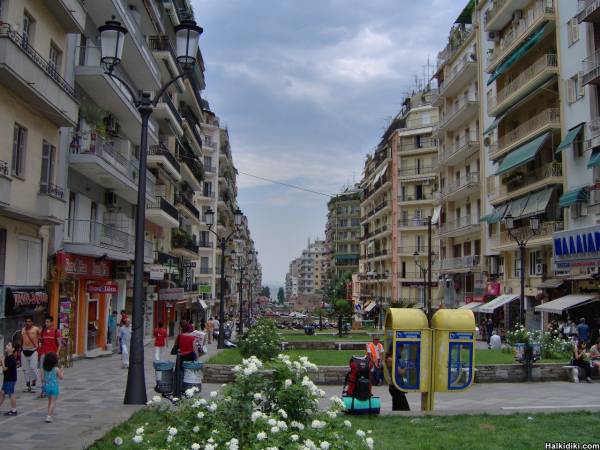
left=0, top=339, right=223, bottom=450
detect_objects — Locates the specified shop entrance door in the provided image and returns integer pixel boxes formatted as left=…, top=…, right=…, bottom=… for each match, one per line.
left=87, top=299, right=99, bottom=351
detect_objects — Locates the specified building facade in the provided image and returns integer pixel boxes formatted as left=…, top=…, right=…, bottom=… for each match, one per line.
left=325, top=187, right=361, bottom=277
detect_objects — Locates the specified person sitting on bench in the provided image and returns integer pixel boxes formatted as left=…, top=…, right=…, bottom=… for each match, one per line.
left=573, top=340, right=593, bottom=383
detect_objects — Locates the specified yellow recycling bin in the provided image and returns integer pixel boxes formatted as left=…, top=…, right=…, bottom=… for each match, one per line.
left=383, top=308, right=431, bottom=393
left=431, top=309, right=476, bottom=393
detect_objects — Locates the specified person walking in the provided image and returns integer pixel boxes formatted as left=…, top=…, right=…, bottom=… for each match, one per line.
left=577, top=318, right=591, bottom=346
left=173, top=323, right=199, bottom=397
left=21, top=315, right=41, bottom=393
left=366, top=337, right=384, bottom=385
left=486, top=318, right=494, bottom=348
left=153, top=322, right=168, bottom=362
left=0, top=341, right=18, bottom=416
left=107, top=311, right=117, bottom=347
left=40, top=352, right=63, bottom=423
left=38, top=315, right=62, bottom=399
left=212, top=317, right=220, bottom=341
left=206, top=318, right=214, bottom=344
left=119, top=319, right=132, bottom=369
left=385, top=346, right=409, bottom=411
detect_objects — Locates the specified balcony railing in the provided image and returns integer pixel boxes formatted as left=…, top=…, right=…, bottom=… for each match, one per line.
left=398, top=165, right=437, bottom=177
left=176, top=194, right=200, bottom=219
left=398, top=218, right=429, bottom=227
left=577, top=0, right=600, bottom=22
left=146, top=196, right=179, bottom=221
left=489, top=108, right=560, bottom=158
left=0, top=25, right=76, bottom=98
left=439, top=95, right=479, bottom=129
left=64, top=219, right=152, bottom=256
left=488, top=162, right=562, bottom=201
left=198, top=266, right=212, bottom=274
left=198, top=240, right=212, bottom=248
left=399, top=270, right=440, bottom=279
left=398, top=138, right=437, bottom=152
left=439, top=56, right=477, bottom=93
left=148, top=35, right=178, bottom=64
left=438, top=215, right=480, bottom=235
left=440, top=135, right=479, bottom=163
left=162, top=94, right=182, bottom=125
left=201, top=190, right=215, bottom=198
left=148, top=144, right=181, bottom=172
left=203, top=137, right=217, bottom=149
left=171, top=230, right=199, bottom=254
left=397, top=245, right=427, bottom=254
left=39, top=182, right=65, bottom=200
left=500, top=220, right=564, bottom=245
left=365, top=201, right=389, bottom=218
left=181, top=108, right=204, bottom=150
left=438, top=25, right=474, bottom=65
left=398, top=193, right=435, bottom=202
left=487, top=1, right=555, bottom=70
left=488, top=54, right=558, bottom=112
left=363, top=176, right=390, bottom=199
left=440, top=172, right=480, bottom=197
left=440, top=255, right=481, bottom=271
left=485, top=0, right=506, bottom=28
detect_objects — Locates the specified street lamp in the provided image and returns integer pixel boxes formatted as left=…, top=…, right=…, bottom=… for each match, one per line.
left=232, top=249, right=257, bottom=335
left=204, top=206, right=243, bottom=348
left=413, top=249, right=437, bottom=317
left=98, top=17, right=203, bottom=405
left=503, top=213, right=541, bottom=327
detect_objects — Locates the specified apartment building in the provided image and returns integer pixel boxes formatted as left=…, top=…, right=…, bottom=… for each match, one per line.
left=294, top=239, right=328, bottom=296
left=325, top=187, right=361, bottom=277
left=433, top=5, right=485, bottom=308
left=285, top=258, right=301, bottom=300
left=0, top=0, right=81, bottom=340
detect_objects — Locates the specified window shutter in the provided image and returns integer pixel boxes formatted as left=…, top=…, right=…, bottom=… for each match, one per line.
left=41, top=141, right=50, bottom=190
left=578, top=73, right=585, bottom=98
left=12, top=126, right=19, bottom=174
left=567, top=79, right=575, bottom=103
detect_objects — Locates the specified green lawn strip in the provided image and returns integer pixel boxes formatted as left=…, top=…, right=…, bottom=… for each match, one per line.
left=207, top=348, right=569, bottom=366
left=280, top=333, right=371, bottom=342
left=88, top=408, right=165, bottom=449
left=350, top=412, right=600, bottom=450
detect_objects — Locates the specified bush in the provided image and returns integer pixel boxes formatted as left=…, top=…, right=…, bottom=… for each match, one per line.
left=506, top=325, right=573, bottom=359
left=239, top=318, right=282, bottom=362
left=113, top=355, right=375, bottom=449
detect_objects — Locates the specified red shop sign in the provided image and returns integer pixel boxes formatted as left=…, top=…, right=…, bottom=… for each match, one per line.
left=56, top=251, right=112, bottom=280
left=487, top=282, right=501, bottom=296
left=87, top=282, right=119, bottom=294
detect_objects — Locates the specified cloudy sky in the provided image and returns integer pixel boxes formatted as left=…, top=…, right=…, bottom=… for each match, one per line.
left=192, top=0, right=464, bottom=287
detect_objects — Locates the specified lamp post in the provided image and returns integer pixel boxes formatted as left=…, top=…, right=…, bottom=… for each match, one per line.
left=204, top=206, right=243, bottom=348
left=232, top=249, right=258, bottom=335
left=502, top=213, right=540, bottom=327
left=414, top=247, right=436, bottom=320
left=98, top=17, right=203, bottom=405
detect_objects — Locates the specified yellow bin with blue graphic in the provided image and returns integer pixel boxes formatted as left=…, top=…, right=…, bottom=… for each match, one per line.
left=431, top=309, right=476, bottom=392
left=383, top=308, right=431, bottom=392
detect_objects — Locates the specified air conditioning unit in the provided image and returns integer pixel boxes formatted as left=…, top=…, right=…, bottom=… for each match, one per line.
left=105, top=191, right=118, bottom=207
left=535, top=263, right=544, bottom=276
left=488, top=32, right=500, bottom=42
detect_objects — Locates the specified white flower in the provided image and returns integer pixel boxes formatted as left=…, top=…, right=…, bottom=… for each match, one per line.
left=132, top=435, right=143, bottom=444
left=365, top=437, right=374, bottom=449
left=291, top=434, right=299, bottom=442
left=284, top=379, right=293, bottom=388
left=166, top=435, right=173, bottom=443
left=191, top=444, right=201, bottom=450
left=356, top=430, right=366, bottom=438
left=168, top=427, right=178, bottom=436
left=311, top=419, right=326, bottom=429
left=207, top=402, right=217, bottom=412
left=303, top=439, right=316, bottom=450
left=152, top=395, right=162, bottom=403
left=257, top=432, right=267, bottom=441
left=320, top=442, right=330, bottom=450
left=113, top=437, right=123, bottom=446
left=210, top=391, right=218, bottom=398
left=198, top=398, right=208, bottom=406
left=290, top=421, right=305, bottom=431
left=327, top=411, right=337, bottom=419
left=197, top=412, right=205, bottom=419
left=251, top=411, right=263, bottom=422
left=205, top=444, right=216, bottom=450
left=270, top=425, right=280, bottom=433
left=227, top=438, right=239, bottom=450
left=253, top=392, right=263, bottom=401
left=344, top=420, right=352, bottom=428
left=185, top=387, right=198, bottom=398
left=267, top=418, right=277, bottom=426
left=192, top=426, right=200, bottom=432
left=278, top=408, right=288, bottom=419
left=135, top=427, right=144, bottom=435
left=329, top=396, right=344, bottom=407
left=318, top=389, right=326, bottom=398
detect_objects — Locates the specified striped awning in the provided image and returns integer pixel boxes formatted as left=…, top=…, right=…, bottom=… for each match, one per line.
left=556, top=124, right=584, bottom=153
left=495, top=132, right=550, bottom=175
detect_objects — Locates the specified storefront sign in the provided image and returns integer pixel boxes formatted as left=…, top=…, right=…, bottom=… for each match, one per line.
left=159, top=288, right=184, bottom=301
left=150, top=268, right=164, bottom=280
left=4, top=287, right=49, bottom=316
left=87, top=282, right=119, bottom=294
left=183, top=266, right=193, bottom=292
left=486, top=282, right=501, bottom=296
left=400, top=282, right=439, bottom=287
left=57, top=251, right=112, bottom=279
left=465, top=295, right=484, bottom=304
left=553, top=225, right=600, bottom=269
left=199, top=284, right=212, bottom=294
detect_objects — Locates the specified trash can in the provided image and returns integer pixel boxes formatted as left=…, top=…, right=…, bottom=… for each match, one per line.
left=182, top=361, right=203, bottom=392
left=304, top=325, right=314, bottom=336
left=153, top=361, right=175, bottom=395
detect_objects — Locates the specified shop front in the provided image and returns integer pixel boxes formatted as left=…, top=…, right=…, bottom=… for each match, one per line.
left=52, top=251, right=117, bottom=357
left=156, top=288, right=185, bottom=336
left=0, top=287, right=49, bottom=347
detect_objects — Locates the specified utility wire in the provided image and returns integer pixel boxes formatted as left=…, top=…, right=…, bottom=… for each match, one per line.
left=238, top=171, right=333, bottom=197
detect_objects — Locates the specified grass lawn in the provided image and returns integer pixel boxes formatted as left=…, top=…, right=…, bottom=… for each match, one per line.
left=89, top=409, right=600, bottom=450
left=280, top=333, right=372, bottom=342
left=207, top=348, right=570, bottom=366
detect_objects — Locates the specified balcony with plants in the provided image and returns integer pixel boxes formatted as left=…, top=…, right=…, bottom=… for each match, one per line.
left=171, top=228, right=199, bottom=258
left=176, top=141, right=204, bottom=191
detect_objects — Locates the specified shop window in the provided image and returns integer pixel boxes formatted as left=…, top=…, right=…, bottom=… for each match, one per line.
left=395, top=341, right=420, bottom=390
left=448, top=342, right=473, bottom=390
left=16, top=236, right=42, bottom=286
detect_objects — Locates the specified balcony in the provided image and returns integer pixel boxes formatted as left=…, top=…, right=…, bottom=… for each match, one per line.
left=46, top=0, right=86, bottom=33
left=180, top=108, right=204, bottom=154
left=362, top=200, right=390, bottom=223
left=439, top=135, right=479, bottom=167
left=440, top=255, right=482, bottom=272
left=64, top=219, right=153, bottom=263
left=363, top=176, right=391, bottom=200
left=177, top=142, right=204, bottom=191
left=69, top=132, right=155, bottom=203
left=197, top=190, right=216, bottom=204
left=578, top=0, right=600, bottom=23
left=438, top=215, right=480, bottom=238
left=498, top=220, right=563, bottom=248
left=438, top=25, right=475, bottom=66
left=171, top=229, right=199, bottom=259
left=488, top=54, right=558, bottom=117
left=488, top=162, right=562, bottom=204
left=198, top=266, right=213, bottom=275
left=154, top=95, right=184, bottom=137
left=485, top=0, right=532, bottom=32
left=362, top=225, right=391, bottom=241
left=398, top=270, right=440, bottom=282
left=75, top=46, right=158, bottom=146
left=176, top=194, right=201, bottom=225
left=398, top=218, right=429, bottom=229
left=488, top=108, right=560, bottom=160
left=397, top=138, right=437, bottom=154
left=439, top=58, right=478, bottom=98
left=204, top=137, right=217, bottom=150
left=487, top=0, right=556, bottom=73
left=146, top=196, right=179, bottom=228
left=438, top=95, right=479, bottom=132
left=38, top=183, right=66, bottom=225
left=398, top=165, right=437, bottom=180
left=0, top=160, right=10, bottom=207
left=398, top=193, right=435, bottom=205
left=0, top=25, right=78, bottom=127
left=147, top=36, right=185, bottom=91
left=148, top=144, right=181, bottom=181
left=439, top=172, right=480, bottom=202
left=397, top=245, right=427, bottom=256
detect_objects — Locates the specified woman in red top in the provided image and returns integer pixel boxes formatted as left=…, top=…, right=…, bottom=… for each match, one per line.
left=153, top=322, right=168, bottom=361
left=173, top=323, right=198, bottom=396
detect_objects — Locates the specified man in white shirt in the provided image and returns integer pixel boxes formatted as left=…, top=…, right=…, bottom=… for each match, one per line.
left=490, top=330, right=502, bottom=350
left=119, top=319, right=132, bottom=368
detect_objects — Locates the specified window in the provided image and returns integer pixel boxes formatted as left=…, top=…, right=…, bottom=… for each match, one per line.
left=49, top=43, right=62, bottom=74
left=22, top=12, right=34, bottom=46
left=12, top=124, right=27, bottom=177
left=571, top=202, right=588, bottom=219
left=529, top=250, right=543, bottom=276
left=514, top=252, right=521, bottom=278
left=567, top=74, right=584, bottom=103
left=448, top=342, right=473, bottom=390
left=0, top=0, right=4, bottom=20
left=568, top=18, right=579, bottom=46
left=40, top=141, right=56, bottom=192
left=16, top=236, right=42, bottom=286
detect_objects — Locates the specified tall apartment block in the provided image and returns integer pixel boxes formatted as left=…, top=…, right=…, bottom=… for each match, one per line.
left=292, top=239, right=328, bottom=296
left=325, top=187, right=361, bottom=277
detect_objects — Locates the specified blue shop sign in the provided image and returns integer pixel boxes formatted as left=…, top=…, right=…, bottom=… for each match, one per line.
left=396, top=331, right=421, bottom=339
left=449, top=332, right=473, bottom=340
left=553, top=225, right=600, bottom=267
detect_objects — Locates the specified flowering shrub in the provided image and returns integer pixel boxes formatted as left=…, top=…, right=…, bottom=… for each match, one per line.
left=114, top=355, right=374, bottom=449
left=506, top=325, right=573, bottom=359
left=239, top=318, right=282, bottom=362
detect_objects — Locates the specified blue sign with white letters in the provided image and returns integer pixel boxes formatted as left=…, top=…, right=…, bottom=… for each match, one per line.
left=449, top=332, right=473, bottom=340
left=396, top=331, right=421, bottom=339
left=552, top=225, right=600, bottom=268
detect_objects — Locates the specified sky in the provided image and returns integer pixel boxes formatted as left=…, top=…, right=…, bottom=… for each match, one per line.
left=192, top=0, right=465, bottom=287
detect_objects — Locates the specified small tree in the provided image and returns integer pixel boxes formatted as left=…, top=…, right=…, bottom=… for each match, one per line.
left=239, top=318, right=281, bottom=362
left=331, top=299, right=352, bottom=337
left=259, top=285, right=271, bottom=299
left=277, top=287, right=285, bottom=304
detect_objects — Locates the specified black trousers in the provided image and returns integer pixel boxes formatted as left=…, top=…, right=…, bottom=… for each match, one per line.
left=574, top=359, right=592, bottom=379
left=389, top=385, right=410, bottom=411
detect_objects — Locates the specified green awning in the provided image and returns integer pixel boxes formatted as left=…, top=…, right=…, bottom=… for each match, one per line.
left=456, top=0, right=475, bottom=24
left=495, top=132, right=550, bottom=175
left=588, top=148, right=600, bottom=168
left=556, top=124, right=584, bottom=153
left=505, top=194, right=530, bottom=219
left=559, top=187, right=589, bottom=208
left=488, top=22, right=548, bottom=86
left=521, top=187, right=554, bottom=217
left=481, top=204, right=508, bottom=224
left=483, top=117, right=501, bottom=135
